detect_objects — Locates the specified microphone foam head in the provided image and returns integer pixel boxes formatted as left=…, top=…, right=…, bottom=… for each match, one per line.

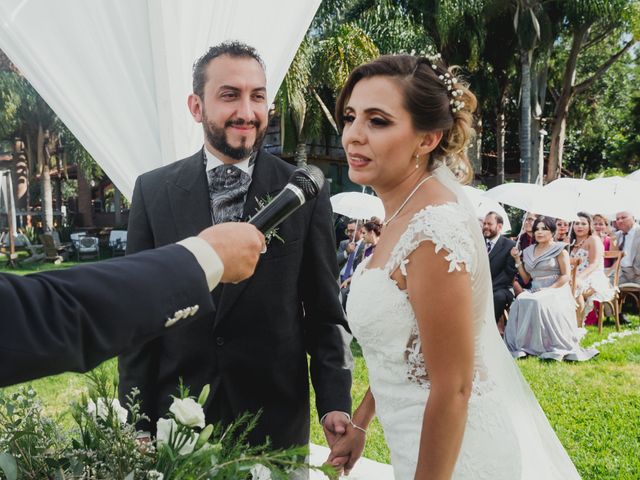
left=290, top=165, right=325, bottom=200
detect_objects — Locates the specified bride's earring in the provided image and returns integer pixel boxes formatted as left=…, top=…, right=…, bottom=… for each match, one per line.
left=415, top=154, right=420, bottom=169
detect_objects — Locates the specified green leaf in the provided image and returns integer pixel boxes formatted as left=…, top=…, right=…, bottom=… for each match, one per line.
left=0, top=453, right=18, bottom=480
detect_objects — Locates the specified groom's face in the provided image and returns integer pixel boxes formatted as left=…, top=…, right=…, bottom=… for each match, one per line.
left=189, top=54, right=269, bottom=163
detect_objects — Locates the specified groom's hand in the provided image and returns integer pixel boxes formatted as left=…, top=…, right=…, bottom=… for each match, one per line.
left=322, top=411, right=350, bottom=447
left=326, top=423, right=366, bottom=476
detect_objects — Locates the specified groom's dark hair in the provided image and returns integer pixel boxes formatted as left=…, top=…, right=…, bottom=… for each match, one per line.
left=192, top=41, right=266, bottom=98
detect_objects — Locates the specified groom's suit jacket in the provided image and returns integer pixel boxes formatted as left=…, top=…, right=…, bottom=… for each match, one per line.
left=118, top=149, right=353, bottom=449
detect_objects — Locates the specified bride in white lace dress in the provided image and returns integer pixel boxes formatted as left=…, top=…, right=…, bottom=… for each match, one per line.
left=326, top=55, right=581, bottom=479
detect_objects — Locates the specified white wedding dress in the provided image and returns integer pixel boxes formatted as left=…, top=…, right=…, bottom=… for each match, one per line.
left=346, top=166, right=581, bottom=480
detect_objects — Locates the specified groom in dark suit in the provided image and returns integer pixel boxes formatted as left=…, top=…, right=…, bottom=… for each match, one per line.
left=118, top=41, right=353, bottom=451
left=482, top=212, right=517, bottom=323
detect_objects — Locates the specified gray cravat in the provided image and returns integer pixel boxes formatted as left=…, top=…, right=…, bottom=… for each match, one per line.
left=207, top=164, right=252, bottom=224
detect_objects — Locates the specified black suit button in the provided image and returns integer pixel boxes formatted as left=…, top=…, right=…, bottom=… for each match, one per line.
left=215, top=336, right=224, bottom=346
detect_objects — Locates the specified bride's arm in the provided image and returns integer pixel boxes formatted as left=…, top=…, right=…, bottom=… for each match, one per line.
left=327, top=387, right=375, bottom=474
left=405, top=241, right=474, bottom=480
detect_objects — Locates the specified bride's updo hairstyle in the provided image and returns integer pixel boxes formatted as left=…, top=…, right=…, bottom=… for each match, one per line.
left=336, top=54, right=477, bottom=183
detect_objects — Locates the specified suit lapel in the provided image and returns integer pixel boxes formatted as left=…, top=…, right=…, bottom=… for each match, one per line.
left=215, top=152, right=281, bottom=323
left=488, top=236, right=502, bottom=260
left=167, top=150, right=213, bottom=238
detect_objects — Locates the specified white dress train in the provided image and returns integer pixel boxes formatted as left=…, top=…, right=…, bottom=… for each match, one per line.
left=346, top=166, right=581, bottom=480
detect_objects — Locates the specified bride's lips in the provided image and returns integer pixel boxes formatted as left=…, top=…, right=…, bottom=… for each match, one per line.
left=347, top=153, right=371, bottom=168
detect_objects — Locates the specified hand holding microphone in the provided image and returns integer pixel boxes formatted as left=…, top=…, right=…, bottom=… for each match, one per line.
left=249, top=164, right=325, bottom=237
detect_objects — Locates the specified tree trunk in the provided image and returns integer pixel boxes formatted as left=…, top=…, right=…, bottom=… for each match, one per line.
left=496, top=86, right=509, bottom=185
left=496, top=110, right=506, bottom=186
left=294, top=142, right=307, bottom=167
left=77, top=166, right=93, bottom=227
left=114, top=186, right=122, bottom=226
left=12, top=139, right=28, bottom=215
left=546, top=26, right=588, bottom=181
left=38, top=126, right=54, bottom=231
left=519, top=50, right=532, bottom=183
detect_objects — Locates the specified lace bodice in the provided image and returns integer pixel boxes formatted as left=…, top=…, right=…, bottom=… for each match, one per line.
left=346, top=200, right=514, bottom=479
left=349, top=202, right=490, bottom=391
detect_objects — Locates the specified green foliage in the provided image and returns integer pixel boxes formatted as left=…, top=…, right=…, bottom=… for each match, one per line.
left=315, top=24, right=379, bottom=93
left=0, top=368, right=323, bottom=479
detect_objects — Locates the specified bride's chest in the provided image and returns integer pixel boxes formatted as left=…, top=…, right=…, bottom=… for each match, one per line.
left=346, top=268, right=417, bottom=351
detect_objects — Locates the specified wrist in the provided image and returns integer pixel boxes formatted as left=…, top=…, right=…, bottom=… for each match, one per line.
left=349, top=420, right=367, bottom=435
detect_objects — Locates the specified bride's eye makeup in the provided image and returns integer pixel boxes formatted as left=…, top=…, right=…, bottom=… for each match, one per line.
left=342, top=114, right=355, bottom=124
left=370, top=117, right=391, bottom=127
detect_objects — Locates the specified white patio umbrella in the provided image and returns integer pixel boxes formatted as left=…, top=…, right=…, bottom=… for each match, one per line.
left=484, top=182, right=579, bottom=221
left=580, top=177, right=640, bottom=217
left=461, top=186, right=512, bottom=233
left=330, top=192, right=385, bottom=221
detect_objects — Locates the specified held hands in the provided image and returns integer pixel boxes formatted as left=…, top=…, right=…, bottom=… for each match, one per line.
left=322, top=412, right=365, bottom=476
left=197, top=223, right=265, bottom=283
left=326, top=422, right=366, bottom=476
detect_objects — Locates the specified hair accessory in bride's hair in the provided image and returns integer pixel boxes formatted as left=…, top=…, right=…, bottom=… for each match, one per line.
left=423, top=49, right=465, bottom=113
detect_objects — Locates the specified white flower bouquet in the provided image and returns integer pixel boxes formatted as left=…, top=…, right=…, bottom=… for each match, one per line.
left=0, top=369, right=335, bottom=479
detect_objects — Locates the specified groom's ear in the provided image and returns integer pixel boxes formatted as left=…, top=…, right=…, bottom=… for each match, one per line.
left=187, top=94, right=204, bottom=123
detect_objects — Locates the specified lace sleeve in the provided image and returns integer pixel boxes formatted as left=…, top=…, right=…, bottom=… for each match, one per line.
left=385, top=203, right=476, bottom=276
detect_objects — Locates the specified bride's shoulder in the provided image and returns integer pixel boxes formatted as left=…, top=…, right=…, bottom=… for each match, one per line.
left=400, top=201, right=476, bottom=273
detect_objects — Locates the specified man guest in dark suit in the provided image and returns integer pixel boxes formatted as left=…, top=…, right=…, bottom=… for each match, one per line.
left=118, top=41, right=353, bottom=453
left=483, top=211, right=517, bottom=330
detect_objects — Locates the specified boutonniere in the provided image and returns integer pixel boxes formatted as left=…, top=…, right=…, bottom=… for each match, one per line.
left=252, top=194, right=285, bottom=245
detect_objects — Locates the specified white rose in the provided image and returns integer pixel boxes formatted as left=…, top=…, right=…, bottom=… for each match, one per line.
left=86, top=398, right=128, bottom=424
left=250, top=464, right=272, bottom=480
left=169, top=397, right=205, bottom=428
left=148, top=470, right=164, bottom=480
left=156, top=418, right=196, bottom=456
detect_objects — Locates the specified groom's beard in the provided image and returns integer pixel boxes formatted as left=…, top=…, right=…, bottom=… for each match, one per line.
left=204, top=115, right=266, bottom=161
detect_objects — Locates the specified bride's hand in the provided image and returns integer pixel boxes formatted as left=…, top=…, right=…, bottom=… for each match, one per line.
left=326, top=424, right=366, bottom=476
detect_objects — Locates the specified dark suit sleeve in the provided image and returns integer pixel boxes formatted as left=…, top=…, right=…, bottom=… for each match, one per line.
left=505, top=238, right=517, bottom=282
left=336, top=241, right=347, bottom=269
left=118, top=174, right=164, bottom=427
left=301, top=185, right=353, bottom=419
left=0, top=244, right=213, bottom=387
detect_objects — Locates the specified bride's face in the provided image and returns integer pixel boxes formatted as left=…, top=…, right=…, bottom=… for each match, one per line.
left=340, top=76, right=427, bottom=190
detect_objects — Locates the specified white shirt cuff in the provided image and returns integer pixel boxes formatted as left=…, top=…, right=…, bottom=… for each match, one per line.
left=177, top=237, right=224, bottom=291
left=320, top=411, right=351, bottom=425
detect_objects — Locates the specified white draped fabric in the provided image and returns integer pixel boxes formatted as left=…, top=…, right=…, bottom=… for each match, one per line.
left=0, top=0, right=320, bottom=199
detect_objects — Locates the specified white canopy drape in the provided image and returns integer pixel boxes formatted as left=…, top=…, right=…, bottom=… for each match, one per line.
left=0, top=0, right=320, bottom=199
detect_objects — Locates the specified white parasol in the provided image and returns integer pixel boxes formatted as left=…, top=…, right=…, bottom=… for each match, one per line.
left=330, top=192, right=385, bottom=221
left=484, top=182, right=579, bottom=221
left=461, top=185, right=512, bottom=233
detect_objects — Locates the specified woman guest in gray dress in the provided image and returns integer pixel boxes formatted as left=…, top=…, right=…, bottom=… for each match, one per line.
left=505, top=216, right=599, bottom=361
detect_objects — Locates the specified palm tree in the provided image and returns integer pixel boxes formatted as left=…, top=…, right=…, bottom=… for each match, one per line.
left=275, top=24, right=378, bottom=166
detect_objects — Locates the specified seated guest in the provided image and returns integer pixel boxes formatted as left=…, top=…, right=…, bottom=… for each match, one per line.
left=362, top=219, right=382, bottom=259
left=554, top=218, right=570, bottom=243
left=569, top=212, right=616, bottom=326
left=337, top=219, right=365, bottom=310
left=513, top=212, right=536, bottom=295
left=505, top=216, right=598, bottom=361
left=482, top=211, right=517, bottom=331
left=615, top=211, right=640, bottom=323
left=615, top=211, right=640, bottom=284
left=593, top=214, right=617, bottom=268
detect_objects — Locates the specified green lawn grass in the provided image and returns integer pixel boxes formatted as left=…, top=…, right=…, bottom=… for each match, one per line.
left=2, top=260, right=639, bottom=478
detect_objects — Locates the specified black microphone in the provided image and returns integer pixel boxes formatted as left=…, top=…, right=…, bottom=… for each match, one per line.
left=249, top=165, right=325, bottom=233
